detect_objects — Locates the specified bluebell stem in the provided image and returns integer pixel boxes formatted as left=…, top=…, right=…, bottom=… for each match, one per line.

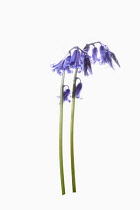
left=70, top=69, right=78, bottom=193
left=59, top=72, right=65, bottom=195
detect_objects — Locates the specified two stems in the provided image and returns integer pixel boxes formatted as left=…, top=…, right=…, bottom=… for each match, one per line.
left=59, top=69, right=78, bottom=194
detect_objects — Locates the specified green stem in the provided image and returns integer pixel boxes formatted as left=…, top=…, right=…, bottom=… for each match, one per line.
left=59, top=72, right=65, bottom=195
left=70, top=69, right=78, bottom=193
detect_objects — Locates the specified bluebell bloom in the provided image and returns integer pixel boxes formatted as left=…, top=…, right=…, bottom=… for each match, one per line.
left=83, top=54, right=92, bottom=76
left=52, top=42, right=120, bottom=76
left=79, top=45, right=92, bottom=75
left=99, top=45, right=107, bottom=64
left=75, top=78, right=82, bottom=99
left=70, top=48, right=81, bottom=67
left=51, top=54, right=72, bottom=75
left=62, top=55, right=72, bottom=73
left=51, top=46, right=94, bottom=76
left=99, top=44, right=120, bottom=69
left=109, top=51, right=120, bottom=67
left=63, top=85, right=71, bottom=102
left=51, top=47, right=84, bottom=75
left=57, top=85, right=71, bottom=102
left=92, top=47, right=99, bottom=63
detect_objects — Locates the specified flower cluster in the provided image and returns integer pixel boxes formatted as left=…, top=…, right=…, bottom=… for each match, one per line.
left=51, top=46, right=93, bottom=76
left=51, top=42, right=120, bottom=76
left=52, top=42, right=120, bottom=102
left=91, top=43, right=120, bottom=69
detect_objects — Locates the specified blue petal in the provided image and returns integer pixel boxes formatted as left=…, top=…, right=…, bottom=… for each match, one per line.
left=110, top=52, right=120, bottom=67
left=92, top=47, right=98, bottom=62
left=99, top=45, right=106, bottom=64
left=70, top=50, right=78, bottom=65
left=70, top=50, right=80, bottom=66
left=63, top=88, right=71, bottom=102
left=83, top=58, right=88, bottom=75
left=51, top=61, right=62, bottom=70
left=100, top=45, right=106, bottom=53
left=75, top=50, right=81, bottom=67
left=63, top=55, right=71, bottom=69
left=84, top=55, right=92, bottom=76
left=105, top=51, right=114, bottom=69
left=65, top=66, right=73, bottom=74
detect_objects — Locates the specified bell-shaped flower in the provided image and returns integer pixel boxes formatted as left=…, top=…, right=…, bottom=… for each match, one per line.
left=70, top=49, right=80, bottom=65
left=92, top=47, right=99, bottom=63
left=63, top=85, right=71, bottom=102
left=57, top=85, right=71, bottom=103
left=83, top=54, right=92, bottom=76
left=110, top=51, right=120, bottom=67
left=75, top=78, right=82, bottom=99
left=99, top=45, right=120, bottom=69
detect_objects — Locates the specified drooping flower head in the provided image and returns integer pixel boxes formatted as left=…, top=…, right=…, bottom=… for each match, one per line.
left=84, top=42, right=120, bottom=69
left=51, top=54, right=72, bottom=75
left=99, top=45, right=114, bottom=68
left=52, top=42, right=120, bottom=103
left=51, top=46, right=93, bottom=76
left=99, top=44, right=120, bottom=69
left=51, top=42, right=120, bottom=76
left=51, top=47, right=81, bottom=75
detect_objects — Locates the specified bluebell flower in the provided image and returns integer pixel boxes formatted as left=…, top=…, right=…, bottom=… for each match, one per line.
left=99, top=45, right=120, bottom=69
left=99, top=45, right=107, bottom=64
left=70, top=48, right=81, bottom=67
left=92, top=47, right=99, bottom=63
left=51, top=46, right=95, bottom=76
left=51, top=47, right=83, bottom=75
left=75, top=78, right=82, bottom=99
left=78, top=45, right=92, bottom=76
left=57, top=85, right=71, bottom=102
left=83, top=54, right=92, bottom=76
left=62, top=55, right=72, bottom=73
left=51, top=54, right=72, bottom=75
left=109, top=51, right=120, bottom=67
left=63, top=85, right=71, bottom=102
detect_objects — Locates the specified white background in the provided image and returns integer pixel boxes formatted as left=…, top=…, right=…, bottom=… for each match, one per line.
left=0, top=0, right=140, bottom=209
